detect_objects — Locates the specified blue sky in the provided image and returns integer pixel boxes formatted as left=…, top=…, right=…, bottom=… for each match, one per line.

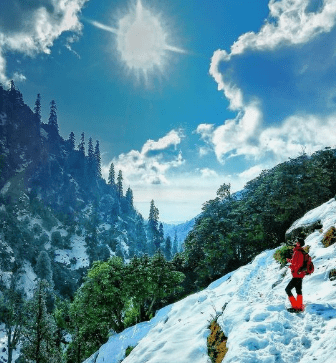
left=1, top=0, right=336, bottom=223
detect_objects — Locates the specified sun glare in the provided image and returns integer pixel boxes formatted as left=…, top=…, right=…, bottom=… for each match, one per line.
left=89, top=0, right=185, bottom=82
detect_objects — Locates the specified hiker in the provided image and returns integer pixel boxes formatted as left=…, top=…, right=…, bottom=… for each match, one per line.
left=285, top=237, right=307, bottom=312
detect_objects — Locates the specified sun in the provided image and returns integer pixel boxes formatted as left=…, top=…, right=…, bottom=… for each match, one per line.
left=89, top=0, right=185, bottom=82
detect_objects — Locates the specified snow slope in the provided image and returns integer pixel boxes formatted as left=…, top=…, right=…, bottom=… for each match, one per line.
left=84, top=198, right=336, bottom=363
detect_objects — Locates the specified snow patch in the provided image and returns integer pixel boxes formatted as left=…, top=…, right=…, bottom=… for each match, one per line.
left=54, top=235, right=89, bottom=270
left=18, top=261, right=37, bottom=299
left=85, top=198, right=336, bottom=363
left=0, top=182, right=10, bottom=195
left=40, top=127, right=48, bottom=139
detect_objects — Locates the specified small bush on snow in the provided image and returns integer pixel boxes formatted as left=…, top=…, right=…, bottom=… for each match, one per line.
left=273, top=245, right=294, bottom=267
left=322, top=226, right=336, bottom=247
left=329, top=269, right=336, bottom=281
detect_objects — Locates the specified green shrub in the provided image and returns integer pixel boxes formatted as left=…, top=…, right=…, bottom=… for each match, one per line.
left=322, top=226, right=336, bottom=247
left=51, top=231, right=63, bottom=248
left=125, top=346, right=135, bottom=357
left=32, top=223, right=43, bottom=236
left=273, top=245, right=294, bottom=266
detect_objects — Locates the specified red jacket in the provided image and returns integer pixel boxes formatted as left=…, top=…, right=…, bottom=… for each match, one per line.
left=288, top=245, right=306, bottom=278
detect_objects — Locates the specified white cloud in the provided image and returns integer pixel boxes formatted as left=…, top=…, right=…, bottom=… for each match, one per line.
left=142, top=129, right=183, bottom=155
left=238, top=165, right=264, bottom=181
left=0, top=0, right=88, bottom=82
left=259, top=113, right=336, bottom=160
left=200, top=168, right=218, bottom=178
left=102, top=129, right=185, bottom=187
left=227, top=0, right=336, bottom=59
left=205, top=0, right=336, bottom=165
left=196, top=102, right=262, bottom=162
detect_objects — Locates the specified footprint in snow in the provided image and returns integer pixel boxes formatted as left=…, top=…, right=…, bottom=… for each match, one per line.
left=251, top=312, right=270, bottom=322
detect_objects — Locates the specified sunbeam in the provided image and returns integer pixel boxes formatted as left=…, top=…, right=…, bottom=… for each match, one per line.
left=89, top=0, right=185, bottom=82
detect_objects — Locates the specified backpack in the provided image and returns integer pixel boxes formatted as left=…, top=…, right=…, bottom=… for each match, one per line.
left=299, top=251, right=314, bottom=275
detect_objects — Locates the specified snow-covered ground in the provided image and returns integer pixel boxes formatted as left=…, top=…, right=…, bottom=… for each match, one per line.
left=84, top=198, right=336, bottom=363
left=54, top=235, right=90, bottom=270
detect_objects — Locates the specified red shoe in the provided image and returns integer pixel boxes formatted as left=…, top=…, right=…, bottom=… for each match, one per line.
left=289, top=296, right=298, bottom=309
left=297, top=295, right=305, bottom=311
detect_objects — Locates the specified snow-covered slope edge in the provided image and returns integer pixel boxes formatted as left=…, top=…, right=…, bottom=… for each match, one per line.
left=84, top=198, right=336, bottom=363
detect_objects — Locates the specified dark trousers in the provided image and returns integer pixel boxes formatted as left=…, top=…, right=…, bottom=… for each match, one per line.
left=285, top=278, right=302, bottom=297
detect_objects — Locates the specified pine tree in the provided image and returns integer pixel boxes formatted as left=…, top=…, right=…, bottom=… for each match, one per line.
left=34, top=93, right=42, bottom=123
left=125, top=187, right=133, bottom=209
left=158, top=223, right=164, bottom=250
left=87, top=137, right=95, bottom=179
left=108, top=163, right=115, bottom=185
left=78, top=132, right=85, bottom=156
left=172, top=231, right=178, bottom=256
left=164, top=236, right=172, bottom=261
left=21, top=280, right=60, bottom=363
left=48, top=100, right=58, bottom=133
left=36, top=251, right=53, bottom=286
left=117, top=170, right=123, bottom=199
left=148, top=200, right=159, bottom=254
left=48, top=100, right=59, bottom=153
left=94, top=140, right=102, bottom=178
left=8, top=80, right=23, bottom=108
left=68, top=132, right=75, bottom=151
left=135, top=215, right=147, bottom=254
left=0, top=268, right=25, bottom=363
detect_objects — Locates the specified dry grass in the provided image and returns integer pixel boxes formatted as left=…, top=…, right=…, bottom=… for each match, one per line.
left=207, top=320, right=228, bottom=363
left=322, top=226, right=336, bottom=248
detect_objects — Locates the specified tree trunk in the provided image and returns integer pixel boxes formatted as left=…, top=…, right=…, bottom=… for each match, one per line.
left=7, top=327, right=12, bottom=363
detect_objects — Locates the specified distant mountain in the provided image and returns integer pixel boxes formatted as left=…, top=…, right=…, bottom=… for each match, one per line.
left=162, top=218, right=196, bottom=251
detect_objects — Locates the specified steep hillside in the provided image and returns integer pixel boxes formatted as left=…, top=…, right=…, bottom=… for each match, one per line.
left=0, top=83, right=150, bottom=299
left=84, top=198, right=336, bottom=363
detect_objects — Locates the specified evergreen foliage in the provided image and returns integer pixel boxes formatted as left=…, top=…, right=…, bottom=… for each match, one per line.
left=48, top=100, right=58, bottom=134
left=78, top=132, right=85, bottom=156
left=20, top=280, right=61, bottom=363
left=34, top=93, right=42, bottom=123
left=36, top=251, right=53, bottom=285
left=108, top=163, right=115, bottom=185
left=172, top=231, right=178, bottom=256
left=94, top=140, right=102, bottom=178
left=117, top=170, right=123, bottom=199
left=68, top=254, right=185, bottom=362
left=164, top=236, right=172, bottom=260
left=126, top=187, right=134, bottom=209
left=148, top=200, right=160, bottom=255
left=0, top=268, right=25, bottom=363
left=68, top=132, right=75, bottom=151
left=183, top=150, right=336, bottom=292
